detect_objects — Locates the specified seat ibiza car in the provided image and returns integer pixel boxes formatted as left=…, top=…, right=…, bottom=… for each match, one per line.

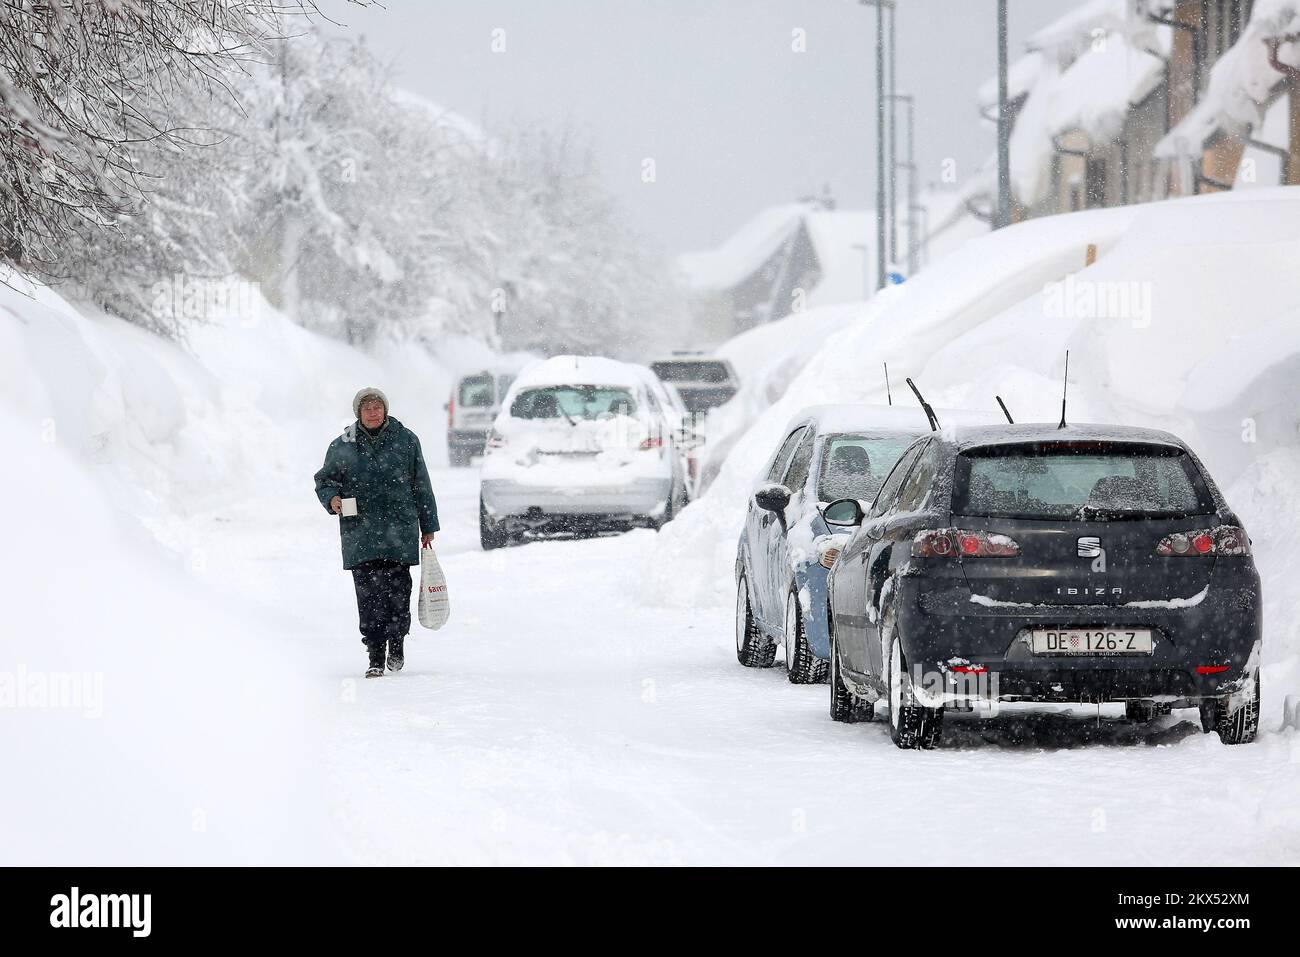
left=824, top=424, right=1262, bottom=749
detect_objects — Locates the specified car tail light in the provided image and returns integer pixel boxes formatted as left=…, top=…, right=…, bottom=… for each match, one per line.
left=1195, top=664, right=1231, bottom=675
left=1156, top=526, right=1250, bottom=557
left=447, top=393, right=455, bottom=429
left=913, top=529, right=1020, bottom=558
left=950, top=664, right=987, bottom=674
left=485, top=432, right=505, bottom=451
left=818, top=545, right=841, bottom=569
left=639, top=436, right=663, bottom=450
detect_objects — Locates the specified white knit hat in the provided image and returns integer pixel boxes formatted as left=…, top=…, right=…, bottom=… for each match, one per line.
left=353, top=387, right=389, bottom=417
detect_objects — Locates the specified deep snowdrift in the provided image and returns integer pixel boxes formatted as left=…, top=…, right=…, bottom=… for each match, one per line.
left=0, top=273, right=471, bottom=862
left=648, top=187, right=1300, bottom=702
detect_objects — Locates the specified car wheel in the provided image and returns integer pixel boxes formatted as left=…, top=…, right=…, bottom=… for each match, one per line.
left=1203, top=670, right=1260, bottom=745
left=829, top=630, right=873, bottom=723
left=735, top=573, right=776, bottom=668
left=886, top=627, right=942, bottom=750
left=479, top=496, right=507, bottom=551
left=783, top=588, right=827, bottom=684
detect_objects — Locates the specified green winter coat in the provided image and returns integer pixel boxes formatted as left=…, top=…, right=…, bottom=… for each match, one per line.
left=313, top=416, right=440, bottom=569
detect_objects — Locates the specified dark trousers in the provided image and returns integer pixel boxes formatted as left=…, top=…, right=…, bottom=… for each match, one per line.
left=351, top=559, right=413, bottom=651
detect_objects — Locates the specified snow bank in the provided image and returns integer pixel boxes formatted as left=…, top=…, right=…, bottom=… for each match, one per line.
left=0, top=272, right=464, bottom=862
left=646, top=186, right=1300, bottom=681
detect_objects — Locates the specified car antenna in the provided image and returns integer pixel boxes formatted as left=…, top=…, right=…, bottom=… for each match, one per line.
left=1058, top=350, right=1070, bottom=429
left=884, top=362, right=893, bottom=406
left=996, top=395, right=1014, bottom=423
left=905, top=377, right=940, bottom=432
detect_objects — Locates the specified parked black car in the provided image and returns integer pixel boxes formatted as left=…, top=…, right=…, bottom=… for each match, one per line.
left=824, top=424, right=1262, bottom=749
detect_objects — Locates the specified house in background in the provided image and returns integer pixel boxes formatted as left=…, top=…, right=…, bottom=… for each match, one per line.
left=676, top=193, right=876, bottom=340
left=968, top=0, right=1298, bottom=224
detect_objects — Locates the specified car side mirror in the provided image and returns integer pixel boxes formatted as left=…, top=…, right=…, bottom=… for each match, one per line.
left=753, top=483, right=792, bottom=513
left=823, top=498, right=865, bottom=527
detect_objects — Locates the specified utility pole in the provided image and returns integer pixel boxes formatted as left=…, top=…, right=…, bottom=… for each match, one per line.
left=887, top=2, right=898, bottom=267
left=888, top=92, right=920, bottom=277
left=995, top=0, right=1011, bottom=229
left=862, top=0, right=892, bottom=290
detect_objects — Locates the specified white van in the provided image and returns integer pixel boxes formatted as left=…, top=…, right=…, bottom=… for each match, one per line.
left=445, top=369, right=518, bottom=467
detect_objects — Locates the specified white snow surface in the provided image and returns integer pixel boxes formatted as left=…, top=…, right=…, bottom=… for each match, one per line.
left=5, top=187, right=1300, bottom=866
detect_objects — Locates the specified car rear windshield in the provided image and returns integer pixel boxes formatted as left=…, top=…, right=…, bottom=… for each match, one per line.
left=817, top=433, right=918, bottom=502
left=510, top=386, right=637, bottom=421
left=650, top=361, right=732, bottom=384
left=953, top=442, right=1216, bottom=520
left=673, top=385, right=736, bottom=414
left=458, top=374, right=494, bottom=407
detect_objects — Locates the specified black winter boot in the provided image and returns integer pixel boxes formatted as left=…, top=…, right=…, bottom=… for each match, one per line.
left=387, top=636, right=405, bottom=673
left=365, top=644, right=386, bottom=678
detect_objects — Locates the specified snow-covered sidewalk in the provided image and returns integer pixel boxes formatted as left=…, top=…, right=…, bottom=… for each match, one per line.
left=174, top=467, right=1300, bottom=866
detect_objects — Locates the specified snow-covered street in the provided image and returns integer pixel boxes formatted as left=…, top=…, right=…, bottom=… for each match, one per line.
left=170, top=465, right=1300, bottom=866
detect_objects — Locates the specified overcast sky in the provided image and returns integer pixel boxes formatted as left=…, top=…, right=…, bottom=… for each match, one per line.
left=318, top=0, right=1079, bottom=256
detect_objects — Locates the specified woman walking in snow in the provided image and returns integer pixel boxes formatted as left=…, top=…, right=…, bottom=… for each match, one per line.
left=314, top=388, right=440, bottom=678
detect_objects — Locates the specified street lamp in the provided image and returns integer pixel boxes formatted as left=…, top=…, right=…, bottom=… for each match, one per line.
left=861, top=0, right=894, bottom=290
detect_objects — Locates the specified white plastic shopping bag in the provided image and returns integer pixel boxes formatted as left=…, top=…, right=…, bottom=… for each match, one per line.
left=417, top=544, right=450, bottom=630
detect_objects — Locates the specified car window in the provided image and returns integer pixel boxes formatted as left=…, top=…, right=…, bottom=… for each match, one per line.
left=650, top=361, right=732, bottom=384
left=510, top=386, right=636, bottom=420
left=766, top=427, right=807, bottom=483
left=458, top=374, right=494, bottom=408
left=867, top=443, right=923, bottom=519
left=894, top=440, right=937, bottom=512
left=817, top=433, right=919, bottom=502
left=782, top=428, right=817, bottom=493
left=952, top=442, right=1215, bottom=519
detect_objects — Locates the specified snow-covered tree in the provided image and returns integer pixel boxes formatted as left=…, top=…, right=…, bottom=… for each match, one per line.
left=0, top=0, right=316, bottom=278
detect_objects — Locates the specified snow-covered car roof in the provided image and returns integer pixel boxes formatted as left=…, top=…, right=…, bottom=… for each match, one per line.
left=940, top=422, right=1190, bottom=452
left=783, top=403, right=1002, bottom=436
left=508, top=355, right=651, bottom=393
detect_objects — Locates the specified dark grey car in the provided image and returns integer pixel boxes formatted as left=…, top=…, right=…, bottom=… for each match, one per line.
left=824, top=424, right=1262, bottom=750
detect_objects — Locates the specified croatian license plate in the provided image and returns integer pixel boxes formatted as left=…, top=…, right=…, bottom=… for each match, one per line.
left=1031, top=628, right=1153, bottom=655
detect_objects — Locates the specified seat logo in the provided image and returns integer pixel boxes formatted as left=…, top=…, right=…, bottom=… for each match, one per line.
left=1077, top=536, right=1102, bottom=558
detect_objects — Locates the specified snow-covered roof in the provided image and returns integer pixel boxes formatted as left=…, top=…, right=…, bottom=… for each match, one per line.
left=677, top=204, right=809, bottom=291
left=977, top=51, right=1045, bottom=111
left=784, top=403, right=1000, bottom=437
left=508, top=355, right=649, bottom=392
left=801, top=210, right=876, bottom=305
left=1155, top=0, right=1300, bottom=158
left=1027, top=0, right=1131, bottom=57
left=678, top=203, right=879, bottom=308
left=1049, top=31, right=1165, bottom=142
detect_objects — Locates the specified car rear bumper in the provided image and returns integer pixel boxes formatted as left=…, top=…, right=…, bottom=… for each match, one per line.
left=895, top=573, right=1262, bottom=706
left=481, top=476, right=672, bottom=519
